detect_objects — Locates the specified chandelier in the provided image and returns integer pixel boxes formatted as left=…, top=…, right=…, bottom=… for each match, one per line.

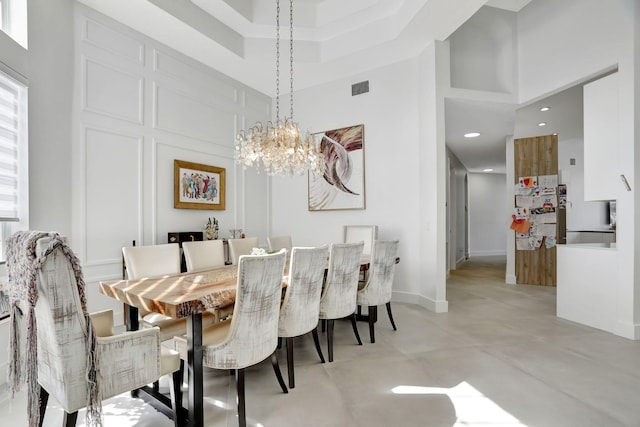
left=234, top=0, right=325, bottom=176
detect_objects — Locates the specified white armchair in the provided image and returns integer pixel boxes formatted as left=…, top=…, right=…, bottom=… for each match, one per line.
left=7, top=233, right=183, bottom=427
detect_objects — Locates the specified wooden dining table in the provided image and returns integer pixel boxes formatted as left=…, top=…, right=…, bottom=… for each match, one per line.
left=99, top=256, right=381, bottom=427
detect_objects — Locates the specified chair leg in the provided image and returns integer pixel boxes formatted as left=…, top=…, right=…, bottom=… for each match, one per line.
left=63, top=411, right=78, bottom=427
left=38, top=386, right=49, bottom=427
left=271, top=350, right=289, bottom=393
left=386, top=302, right=397, bottom=331
left=350, top=313, right=363, bottom=345
left=170, top=360, right=184, bottom=427
left=327, top=319, right=335, bottom=362
left=311, top=328, right=325, bottom=363
left=286, top=337, right=295, bottom=389
left=235, top=369, right=246, bottom=427
left=368, top=306, right=377, bottom=343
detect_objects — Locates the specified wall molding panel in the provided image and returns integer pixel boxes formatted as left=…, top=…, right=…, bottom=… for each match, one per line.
left=83, top=57, right=144, bottom=124
left=74, top=4, right=271, bottom=290
left=81, top=16, right=145, bottom=65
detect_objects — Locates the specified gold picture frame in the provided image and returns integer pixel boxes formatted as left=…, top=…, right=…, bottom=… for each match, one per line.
left=174, top=159, right=225, bottom=210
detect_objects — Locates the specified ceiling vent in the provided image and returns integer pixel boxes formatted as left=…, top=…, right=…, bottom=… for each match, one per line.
left=351, top=80, right=369, bottom=96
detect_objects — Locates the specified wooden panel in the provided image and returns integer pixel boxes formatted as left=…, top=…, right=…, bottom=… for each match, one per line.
left=514, top=134, right=558, bottom=286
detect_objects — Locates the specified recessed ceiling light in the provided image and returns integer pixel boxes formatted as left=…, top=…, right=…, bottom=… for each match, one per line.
left=483, top=168, right=493, bottom=172
left=540, top=106, right=550, bottom=112
left=464, top=132, right=480, bottom=138
left=553, top=132, right=558, bottom=135
left=538, top=122, right=547, bottom=127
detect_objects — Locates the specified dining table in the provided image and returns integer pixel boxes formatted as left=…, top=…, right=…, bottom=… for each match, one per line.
left=99, top=255, right=383, bottom=427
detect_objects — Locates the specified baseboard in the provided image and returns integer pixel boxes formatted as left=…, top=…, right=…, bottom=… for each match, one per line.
left=506, top=274, right=516, bottom=285
left=468, top=250, right=507, bottom=257
left=392, top=290, right=448, bottom=313
left=615, top=320, right=640, bottom=340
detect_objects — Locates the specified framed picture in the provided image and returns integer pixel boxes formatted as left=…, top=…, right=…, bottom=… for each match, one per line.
left=174, top=159, right=225, bottom=210
left=308, top=124, right=365, bottom=211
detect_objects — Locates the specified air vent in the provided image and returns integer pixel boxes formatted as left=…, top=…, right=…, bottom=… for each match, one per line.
left=351, top=80, right=369, bottom=96
left=570, top=158, right=576, bottom=165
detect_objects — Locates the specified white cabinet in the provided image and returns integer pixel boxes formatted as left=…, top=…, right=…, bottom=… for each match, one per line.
left=583, top=73, right=618, bottom=201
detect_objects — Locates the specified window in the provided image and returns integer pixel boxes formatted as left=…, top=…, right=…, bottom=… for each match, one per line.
left=0, top=0, right=27, bottom=49
left=0, top=68, right=25, bottom=320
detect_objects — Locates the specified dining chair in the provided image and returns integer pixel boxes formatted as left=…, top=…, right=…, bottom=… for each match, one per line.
left=6, top=232, right=183, bottom=427
left=182, top=239, right=226, bottom=271
left=174, top=249, right=288, bottom=427
left=318, top=242, right=365, bottom=362
left=182, top=239, right=234, bottom=321
left=122, top=243, right=217, bottom=341
left=356, top=240, right=400, bottom=343
left=343, top=225, right=378, bottom=257
left=268, top=235, right=293, bottom=252
left=228, top=236, right=259, bottom=264
left=278, top=245, right=329, bottom=388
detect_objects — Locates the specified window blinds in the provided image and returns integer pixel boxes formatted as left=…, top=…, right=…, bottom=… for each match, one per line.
left=0, top=74, right=23, bottom=222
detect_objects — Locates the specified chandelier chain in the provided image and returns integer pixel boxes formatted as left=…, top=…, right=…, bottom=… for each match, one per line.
left=289, top=0, right=294, bottom=120
left=275, top=0, right=280, bottom=121
left=233, top=0, right=325, bottom=176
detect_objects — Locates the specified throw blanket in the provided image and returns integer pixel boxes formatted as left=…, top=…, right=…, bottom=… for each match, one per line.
left=7, top=231, right=102, bottom=427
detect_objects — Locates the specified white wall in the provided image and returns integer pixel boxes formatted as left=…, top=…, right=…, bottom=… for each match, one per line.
left=518, top=0, right=638, bottom=338
left=269, top=48, right=448, bottom=312
left=72, top=4, right=271, bottom=320
left=468, top=173, right=507, bottom=256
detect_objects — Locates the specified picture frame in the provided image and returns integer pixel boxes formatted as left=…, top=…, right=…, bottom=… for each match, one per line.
left=174, top=159, right=225, bottom=210
left=308, top=124, right=365, bottom=211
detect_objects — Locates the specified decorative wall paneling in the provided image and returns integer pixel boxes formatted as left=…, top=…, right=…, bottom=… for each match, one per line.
left=514, top=134, right=558, bottom=286
left=74, top=6, right=271, bottom=317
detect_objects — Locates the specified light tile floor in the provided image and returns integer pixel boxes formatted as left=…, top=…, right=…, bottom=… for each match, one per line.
left=4, top=256, right=640, bottom=426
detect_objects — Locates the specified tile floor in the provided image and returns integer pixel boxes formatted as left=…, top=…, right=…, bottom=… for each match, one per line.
left=4, top=256, right=640, bottom=426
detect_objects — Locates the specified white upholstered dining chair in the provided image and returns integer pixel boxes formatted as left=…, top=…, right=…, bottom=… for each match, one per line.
left=7, top=232, right=183, bottom=427
left=182, top=239, right=226, bottom=271
left=357, top=240, right=400, bottom=343
left=278, top=245, right=328, bottom=388
left=343, top=225, right=378, bottom=257
left=268, top=235, right=293, bottom=252
left=228, top=236, right=259, bottom=264
left=174, top=249, right=288, bottom=427
left=122, top=243, right=217, bottom=341
left=182, top=239, right=233, bottom=321
left=318, top=242, right=364, bottom=362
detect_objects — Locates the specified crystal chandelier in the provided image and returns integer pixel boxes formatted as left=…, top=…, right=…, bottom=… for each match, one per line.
left=234, top=0, right=325, bottom=176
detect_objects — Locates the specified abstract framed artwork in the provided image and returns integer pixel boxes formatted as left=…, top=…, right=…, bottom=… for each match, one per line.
left=308, top=124, right=365, bottom=211
left=174, top=159, right=225, bottom=210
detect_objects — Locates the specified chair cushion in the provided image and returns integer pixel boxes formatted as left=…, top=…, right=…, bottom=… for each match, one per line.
left=160, top=344, right=181, bottom=376
left=202, top=318, right=232, bottom=346
left=143, top=311, right=218, bottom=342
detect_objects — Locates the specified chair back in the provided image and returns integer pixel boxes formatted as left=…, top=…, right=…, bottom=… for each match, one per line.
left=319, top=242, right=364, bottom=320
left=122, top=243, right=180, bottom=279
left=357, top=240, right=400, bottom=306
left=33, top=237, right=89, bottom=412
left=278, top=246, right=329, bottom=337
left=343, top=225, right=378, bottom=257
left=268, top=235, right=293, bottom=252
left=228, top=237, right=259, bottom=264
left=206, top=250, right=286, bottom=369
left=182, top=239, right=225, bottom=272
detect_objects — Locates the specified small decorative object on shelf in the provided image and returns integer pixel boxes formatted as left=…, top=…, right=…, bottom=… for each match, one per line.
left=205, top=217, right=219, bottom=240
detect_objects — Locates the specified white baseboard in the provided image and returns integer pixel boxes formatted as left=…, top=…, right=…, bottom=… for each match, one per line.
left=506, top=274, right=516, bottom=284
left=468, top=250, right=507, bottom=257
left=392, top=290, right=448, bottom=313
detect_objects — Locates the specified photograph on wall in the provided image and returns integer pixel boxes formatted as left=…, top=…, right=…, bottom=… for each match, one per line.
left=308, top=124, right=365, bottom=211
left=174, top=159, right=226, bottom=210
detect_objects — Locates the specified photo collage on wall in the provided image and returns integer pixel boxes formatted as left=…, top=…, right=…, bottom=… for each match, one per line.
left=511, top=175, right=565, bottom=250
